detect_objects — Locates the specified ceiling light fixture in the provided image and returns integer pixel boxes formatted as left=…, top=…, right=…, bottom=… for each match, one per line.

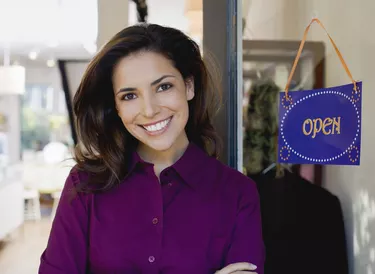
left=28, top=51, right=38, bottom=60
left=47, top=59, right=55, bottom=67
left=0, top=47, right=25, bottom=95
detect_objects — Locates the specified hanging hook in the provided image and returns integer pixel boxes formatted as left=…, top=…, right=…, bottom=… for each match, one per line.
left=311, top=10, right=319, bottom=21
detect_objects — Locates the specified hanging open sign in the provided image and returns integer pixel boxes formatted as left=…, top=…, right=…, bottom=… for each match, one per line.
left=278, top=82, right=362, bottom=165
left=277, top=18, right=362, bottom=165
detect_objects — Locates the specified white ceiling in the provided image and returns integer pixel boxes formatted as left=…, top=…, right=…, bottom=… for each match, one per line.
left=1, top=0, right=196, bottom=69
left=0, top=0, right=97, bottom=68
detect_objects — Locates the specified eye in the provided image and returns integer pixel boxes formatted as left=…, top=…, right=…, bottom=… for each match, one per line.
left=157, top=83, right=172, bottom=92
left=121, top=93, right=137, bottom=101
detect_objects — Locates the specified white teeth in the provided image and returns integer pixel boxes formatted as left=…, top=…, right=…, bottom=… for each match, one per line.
left=143, top=118, right=170, bottom=132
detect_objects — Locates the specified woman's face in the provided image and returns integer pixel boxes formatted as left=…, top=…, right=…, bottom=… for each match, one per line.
left=112, top=51, right=194, bottom=152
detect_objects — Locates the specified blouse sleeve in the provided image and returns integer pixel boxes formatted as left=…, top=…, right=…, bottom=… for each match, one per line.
left=224, top=179, right=265, bottom=274
left=39, top=168, right=89, bottom=274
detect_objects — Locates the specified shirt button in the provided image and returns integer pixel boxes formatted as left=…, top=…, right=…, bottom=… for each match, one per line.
left=168, top=182, right=173, bottom=187
left=152, top=218, right=159, bottom=225
left=148, top=256, right=155, bottom=263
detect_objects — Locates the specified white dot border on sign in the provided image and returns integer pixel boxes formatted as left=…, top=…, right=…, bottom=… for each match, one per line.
left=280, top=90, right=361, bottom=163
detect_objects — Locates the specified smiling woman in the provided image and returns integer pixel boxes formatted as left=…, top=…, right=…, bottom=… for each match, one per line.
left=39, top=24, right=265, bottom=274
left=72, top=24, right=222, bottom=191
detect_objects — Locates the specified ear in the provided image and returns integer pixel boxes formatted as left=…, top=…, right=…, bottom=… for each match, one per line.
left=185, top=77, right=195, bottom=101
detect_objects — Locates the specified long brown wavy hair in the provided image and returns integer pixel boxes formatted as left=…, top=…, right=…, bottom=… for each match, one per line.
left=73, top=23, right=222, bottom=193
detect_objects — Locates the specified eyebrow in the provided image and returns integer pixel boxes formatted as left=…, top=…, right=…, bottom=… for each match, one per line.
left=117, top=75, right=175, bottom=94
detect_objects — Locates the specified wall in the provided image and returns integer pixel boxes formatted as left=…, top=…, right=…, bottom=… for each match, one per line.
left=245, top=1, right=375, bottom=273
left=0, top=95, right=21, bottom=164
left=243, top=0, right=303, bottom=40
left=97, top=0, right=129, bottom=48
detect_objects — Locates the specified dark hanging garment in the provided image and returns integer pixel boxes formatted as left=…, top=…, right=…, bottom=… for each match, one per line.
left=251, top=170, right=348, bottom=274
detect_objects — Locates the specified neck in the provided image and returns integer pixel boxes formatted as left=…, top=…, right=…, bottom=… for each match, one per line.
left=137, top=136, right=189, bottom=168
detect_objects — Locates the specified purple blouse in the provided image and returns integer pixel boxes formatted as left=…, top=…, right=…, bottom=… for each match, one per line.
left=39, top=143, right=264, bottom=274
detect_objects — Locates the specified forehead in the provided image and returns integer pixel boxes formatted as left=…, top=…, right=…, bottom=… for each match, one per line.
left=112, top=51, right=180, bottom=87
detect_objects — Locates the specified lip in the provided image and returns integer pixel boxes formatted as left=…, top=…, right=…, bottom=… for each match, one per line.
left=140, top=117, right=172, bottom=127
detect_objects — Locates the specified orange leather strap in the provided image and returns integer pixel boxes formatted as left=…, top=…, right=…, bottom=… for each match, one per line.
left=284, top=18, right=357, bottom=98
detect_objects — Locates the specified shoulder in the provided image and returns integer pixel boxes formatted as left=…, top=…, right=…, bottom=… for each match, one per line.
left=207, top=157, right=258, bottom=198
left=60, top=165, right=91, bottom=203
left=203, top=158, right=261, bottom=220
left=295, top=173, right=339, bottom=202
left=63, top=165, right=89, bottom=188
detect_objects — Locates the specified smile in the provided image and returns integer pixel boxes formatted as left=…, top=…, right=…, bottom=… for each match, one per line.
left=141, top=117, right=172, bottom=134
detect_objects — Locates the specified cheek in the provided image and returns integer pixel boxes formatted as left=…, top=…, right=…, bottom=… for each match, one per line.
left=165, top=91, right=189, bottom=111
left=117, top=104, right=138, bottom=126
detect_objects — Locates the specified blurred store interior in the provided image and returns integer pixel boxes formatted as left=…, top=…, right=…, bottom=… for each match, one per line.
left=0, top=1, right=375, bottom=274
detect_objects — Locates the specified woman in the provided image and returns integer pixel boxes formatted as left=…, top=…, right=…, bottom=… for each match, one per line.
left=39, top=24, right=264, bottom=274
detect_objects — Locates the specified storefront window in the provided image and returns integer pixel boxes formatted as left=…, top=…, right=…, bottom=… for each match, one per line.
left=239, top=1, right=374, bottom=273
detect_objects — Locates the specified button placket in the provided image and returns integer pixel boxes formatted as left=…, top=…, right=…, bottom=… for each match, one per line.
left=162, top=170, right=173, bottom=187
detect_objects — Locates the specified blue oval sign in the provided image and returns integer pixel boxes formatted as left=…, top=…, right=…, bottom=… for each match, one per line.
left=278, top=82, right=362, bottom=165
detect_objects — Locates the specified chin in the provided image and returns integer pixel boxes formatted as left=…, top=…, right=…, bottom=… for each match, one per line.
left=141, top=139, right=176, bottom=152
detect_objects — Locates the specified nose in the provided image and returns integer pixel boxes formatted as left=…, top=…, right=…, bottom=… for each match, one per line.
left=142, top=93, right=160, bottom=118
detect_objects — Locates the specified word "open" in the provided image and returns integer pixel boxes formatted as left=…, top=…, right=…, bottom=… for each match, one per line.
left=302, top=117, right=341, bottom=138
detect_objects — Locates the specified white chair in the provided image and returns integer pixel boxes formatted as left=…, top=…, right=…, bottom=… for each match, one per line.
left=23, top=189, right=41, bottom=221
left=50, top=191, right=62, bottom=221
